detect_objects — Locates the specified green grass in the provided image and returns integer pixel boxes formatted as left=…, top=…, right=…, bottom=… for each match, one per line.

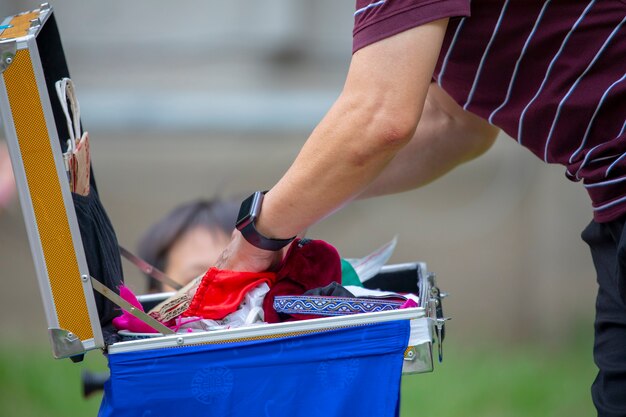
left=0, top=336, right=596, bottom=417
left=0, top=344, right=106, bottom=417
left=401, top=339, right=596, bottom=417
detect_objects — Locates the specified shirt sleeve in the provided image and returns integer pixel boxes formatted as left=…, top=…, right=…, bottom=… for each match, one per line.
left=353, top=0, right=470, bottom=53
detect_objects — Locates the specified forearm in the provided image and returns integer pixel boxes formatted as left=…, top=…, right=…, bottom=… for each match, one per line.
left=258, top=96, right=411, bottom=238
left=255, top=20, right=449, bottom=240
left=215, top=19, right=450, bottom=272
left=360, top=84, right=500, bottom=198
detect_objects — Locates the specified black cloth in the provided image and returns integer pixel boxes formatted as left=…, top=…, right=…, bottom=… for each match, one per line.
left=72, top=176, right=123, bottom=341
left=304, top=282, right=355, bottom=298
left=581, top=219, right=626, bottom=416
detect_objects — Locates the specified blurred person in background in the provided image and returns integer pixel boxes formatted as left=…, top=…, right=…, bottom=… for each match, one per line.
left=137, top=198, right=239, bottom=292
left=0, top=140, right=16, bottom=215
left=213, top=2, right=626, bottom=415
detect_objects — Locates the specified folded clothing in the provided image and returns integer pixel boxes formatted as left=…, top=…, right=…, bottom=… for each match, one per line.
left=263, top=238, right=342, bottom=323
left=183, top=268, right=277, bottom=320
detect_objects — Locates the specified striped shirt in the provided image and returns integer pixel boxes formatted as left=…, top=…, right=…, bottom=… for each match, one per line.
left=354, top=1, right=626, bottom=222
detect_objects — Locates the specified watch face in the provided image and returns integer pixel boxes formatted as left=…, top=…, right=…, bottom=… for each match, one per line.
left=236, top=198, right=253, bottom=229
left=236, top=192, right=263, bottom=229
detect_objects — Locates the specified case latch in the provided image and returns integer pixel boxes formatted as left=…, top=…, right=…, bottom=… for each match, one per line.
left=427, top=273, right=450, bottom=362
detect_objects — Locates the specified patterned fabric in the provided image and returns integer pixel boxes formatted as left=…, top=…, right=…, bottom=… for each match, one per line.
left=274, top=295, right=404, bottom=317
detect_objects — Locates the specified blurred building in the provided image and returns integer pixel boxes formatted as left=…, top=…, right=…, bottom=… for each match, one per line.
left=0, top=1, right=597, bottom=347
left=2, top=0, right=354, bottom=132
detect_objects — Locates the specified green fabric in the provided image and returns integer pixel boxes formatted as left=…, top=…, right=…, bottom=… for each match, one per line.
left=341, top=258, right=362, bottom=287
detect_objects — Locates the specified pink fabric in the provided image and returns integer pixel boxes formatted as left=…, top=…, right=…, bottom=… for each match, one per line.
left=400, top=299, right=418, bottom=309
left=112, top=285, right=160, bottom=333
left=0, top=142, right=16, bottom=208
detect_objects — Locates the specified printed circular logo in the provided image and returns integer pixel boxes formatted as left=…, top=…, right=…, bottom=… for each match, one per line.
left=316, top=356, right=360, bottom=390
left=191, top=367, right=234, bottom=405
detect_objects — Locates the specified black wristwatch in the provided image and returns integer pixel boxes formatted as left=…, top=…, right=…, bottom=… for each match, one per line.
left=235, top=191, right=296, bottom=251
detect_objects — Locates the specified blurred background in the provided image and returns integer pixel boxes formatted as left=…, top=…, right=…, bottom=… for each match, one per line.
left=0, top=1, right=597, bottom=416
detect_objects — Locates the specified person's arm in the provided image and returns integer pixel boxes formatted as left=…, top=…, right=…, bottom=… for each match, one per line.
left=360, top=83, right=500, bottom=198
left=216, top=18, right=449, bottom=272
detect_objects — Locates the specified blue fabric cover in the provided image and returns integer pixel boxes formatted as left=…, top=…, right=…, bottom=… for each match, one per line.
left=99, top=320, right=409, bottom=417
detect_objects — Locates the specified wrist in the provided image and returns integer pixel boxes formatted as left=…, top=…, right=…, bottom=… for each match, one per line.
left=237, top=230, right=276, bottom=254
left=235, top=191, right=296, bottom=251
left=254, top=201, right=293, bottom=240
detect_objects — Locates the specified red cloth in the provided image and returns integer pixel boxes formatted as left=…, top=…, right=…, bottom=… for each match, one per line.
left=182, top=267, right=277, bottom=320
left=263, top=238, right=342, bottom=323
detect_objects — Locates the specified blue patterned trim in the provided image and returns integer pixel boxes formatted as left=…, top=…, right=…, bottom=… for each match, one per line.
left=274, top=295, right=404, bottom=316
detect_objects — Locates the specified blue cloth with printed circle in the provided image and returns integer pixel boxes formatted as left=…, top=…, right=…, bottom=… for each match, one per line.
left=99, top=320, right=409, bottom=417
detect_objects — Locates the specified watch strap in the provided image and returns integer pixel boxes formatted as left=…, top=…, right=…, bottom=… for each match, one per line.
left=239, top=220, right=295, bottom=251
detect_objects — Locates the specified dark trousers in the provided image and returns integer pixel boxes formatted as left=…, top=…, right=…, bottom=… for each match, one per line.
left=581, top=219, right=626, bottom=417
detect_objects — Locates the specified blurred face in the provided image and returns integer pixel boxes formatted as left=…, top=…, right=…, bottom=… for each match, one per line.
left=163, top=226, right=231, bottom=291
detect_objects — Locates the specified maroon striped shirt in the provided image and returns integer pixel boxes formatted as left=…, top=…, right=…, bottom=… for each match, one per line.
left=354, top=0, right=626, bottom=222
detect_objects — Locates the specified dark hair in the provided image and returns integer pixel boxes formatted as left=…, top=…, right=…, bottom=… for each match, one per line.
left=137, top=198, right=239, bottom=291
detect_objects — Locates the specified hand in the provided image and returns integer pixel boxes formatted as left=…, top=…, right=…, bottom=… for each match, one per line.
left=214, top=230, right=285, bottom=272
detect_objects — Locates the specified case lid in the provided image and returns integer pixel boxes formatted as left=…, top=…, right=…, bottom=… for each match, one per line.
left=0, top=4, right=104, bottom=358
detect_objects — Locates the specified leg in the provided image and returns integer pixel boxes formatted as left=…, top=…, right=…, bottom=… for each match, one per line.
left=581, top=220, right=626, bottom=416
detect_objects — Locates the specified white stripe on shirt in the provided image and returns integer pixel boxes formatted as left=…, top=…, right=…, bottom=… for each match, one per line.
left=572, top=72, right=626, bottom=177
left=463, top=0, right=510, bottom=110
left=437, top=17, right=467, bottom=87
left=489, top=1, right=551, bottom=124
left=585, top=174, right=626, bottom=189
left=517, top=0, right=596, bottom=146
left=604, top=120, right=626, bottom=176
left=590, top=154, right=622, bottom=164
left=606, top=152, right=626, bottom=177
left=547, top=18, right=626, bottom=163
left=593, top=193, right=626, bottom=212
left=576, top=143, right=605, bottom=180
left=619, top=120, right=626, bottom=138
left=355, top=0, right=386, bottom=16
